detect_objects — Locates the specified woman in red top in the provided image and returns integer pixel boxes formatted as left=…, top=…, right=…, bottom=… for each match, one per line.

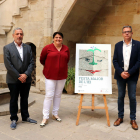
left=40, top=32, right=70, bottom=127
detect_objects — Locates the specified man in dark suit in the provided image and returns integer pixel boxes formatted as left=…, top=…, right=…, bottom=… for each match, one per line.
left=113, top=26, right=140, bottom=130
left=3, top=28, right=37, bottom=130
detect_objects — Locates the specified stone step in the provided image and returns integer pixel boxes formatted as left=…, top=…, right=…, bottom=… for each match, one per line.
left=0, top=88, right=10, bottom=105
left=0, top=63, right=6, bottom=71
left=0, top=88, right=36, bottom=116
left=0, top=63, right=6, bottom=87
left=0, top=71, right=6, bottom=83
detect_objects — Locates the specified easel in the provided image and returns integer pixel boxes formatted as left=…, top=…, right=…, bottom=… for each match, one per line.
left=76, top=94, right=110, bottom=127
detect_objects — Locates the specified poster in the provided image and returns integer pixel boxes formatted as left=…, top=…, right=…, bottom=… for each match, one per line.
left=75, top=44, right=112, bottom=94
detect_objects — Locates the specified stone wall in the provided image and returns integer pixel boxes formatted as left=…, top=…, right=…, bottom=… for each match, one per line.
left=2, top=0, right=140, bottom=94
left=53, top=0, right=75, bottom=32
left=59, top=0, right=108, bottom=68
left=0, top=0, right=76, bottom=92
left=81, top=0, right=140, bottom=94
left=0, top=36, right=6, bottom=63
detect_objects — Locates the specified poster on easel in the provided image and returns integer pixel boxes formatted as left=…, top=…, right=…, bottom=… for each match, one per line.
left=75, top=44, right=112, bottom=94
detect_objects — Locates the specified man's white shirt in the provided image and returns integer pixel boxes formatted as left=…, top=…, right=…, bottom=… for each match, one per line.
left=14, top=42, right=23, bottom=61
left=123, top=39, right=132, bottom=71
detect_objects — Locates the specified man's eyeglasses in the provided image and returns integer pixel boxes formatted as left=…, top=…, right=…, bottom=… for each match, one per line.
left=122, top=31, right=132, bottom=34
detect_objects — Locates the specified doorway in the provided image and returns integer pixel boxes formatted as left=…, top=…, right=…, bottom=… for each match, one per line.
left=25, top=42, right=36, bottom=86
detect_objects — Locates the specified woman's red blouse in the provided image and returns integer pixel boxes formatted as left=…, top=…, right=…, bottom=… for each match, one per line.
left=40, top=43, right=70, bottom=80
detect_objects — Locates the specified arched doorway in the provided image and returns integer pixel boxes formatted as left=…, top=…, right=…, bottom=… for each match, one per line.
left=25, top=42, right=36, bottom=86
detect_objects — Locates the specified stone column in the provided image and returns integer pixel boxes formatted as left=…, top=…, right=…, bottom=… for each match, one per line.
left=37, top=0, right=54, bottom=92
left=44, top=0, right=54, bottom=45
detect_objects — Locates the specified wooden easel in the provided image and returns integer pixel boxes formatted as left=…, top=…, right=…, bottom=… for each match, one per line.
left=76, top=94, right=110, bottom=127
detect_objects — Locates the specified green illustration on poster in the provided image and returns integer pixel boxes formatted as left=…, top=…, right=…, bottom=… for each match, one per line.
left=87, top=46, right=101, bottom=65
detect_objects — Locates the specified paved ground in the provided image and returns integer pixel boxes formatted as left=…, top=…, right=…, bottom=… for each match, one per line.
left=0, top=92, right=140, bottom=140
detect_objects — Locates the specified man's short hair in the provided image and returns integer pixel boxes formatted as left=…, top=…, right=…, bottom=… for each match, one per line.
left=13, top=27, right=24, bottom=35
left=122, top=26, right=132, bottom=32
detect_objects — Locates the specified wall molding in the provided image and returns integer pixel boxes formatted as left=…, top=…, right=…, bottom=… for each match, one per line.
left=0, top=0, right=6, bottom=5
left=0, top=0, right=37, bottom=35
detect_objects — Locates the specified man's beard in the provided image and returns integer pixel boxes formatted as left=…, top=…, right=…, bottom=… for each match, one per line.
left=16, top=39, right=22, bottom=43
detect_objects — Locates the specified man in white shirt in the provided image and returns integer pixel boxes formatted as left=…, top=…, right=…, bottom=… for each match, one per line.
left=3, top=28, right=37, bottom=130
left=113, top=26, right=140, bottom=130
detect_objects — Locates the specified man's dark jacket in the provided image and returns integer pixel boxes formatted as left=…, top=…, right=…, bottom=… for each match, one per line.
left=3, top=42, right=34, bottom=83
left=113, top=39, right=140, bottom=81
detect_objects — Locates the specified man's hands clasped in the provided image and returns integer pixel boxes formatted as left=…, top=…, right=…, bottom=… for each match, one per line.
left=18, top=74, right=27, bottom=83
left=121, top=72, right=130, bottom=79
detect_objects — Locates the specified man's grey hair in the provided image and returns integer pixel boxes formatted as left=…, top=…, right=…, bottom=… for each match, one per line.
left=122, top=26, right=132, bottom=32
left=13, top=27, right=24, bottom=35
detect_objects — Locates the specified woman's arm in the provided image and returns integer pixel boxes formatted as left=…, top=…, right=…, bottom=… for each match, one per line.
left=40, top=46, right=48, bottom=66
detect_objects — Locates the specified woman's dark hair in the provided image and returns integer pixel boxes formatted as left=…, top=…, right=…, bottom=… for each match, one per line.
left=53, top=32, right=63, bottom=39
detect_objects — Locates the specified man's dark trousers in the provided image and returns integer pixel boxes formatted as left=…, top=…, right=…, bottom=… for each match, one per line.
left=8, top=83, right=31, bottom=121
left=117, top=79, right=137, bottom=120
left=113, top=39, right=140, bottom=121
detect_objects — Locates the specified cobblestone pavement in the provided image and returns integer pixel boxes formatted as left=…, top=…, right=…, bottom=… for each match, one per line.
left=0, top=92, right=140, bottom=140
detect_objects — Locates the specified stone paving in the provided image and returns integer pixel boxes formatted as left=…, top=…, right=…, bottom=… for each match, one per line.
left=0, top=92, right=140, bottom=140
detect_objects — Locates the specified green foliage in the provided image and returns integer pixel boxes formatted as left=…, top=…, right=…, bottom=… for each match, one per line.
left=65, top=67, right=75, bottom=88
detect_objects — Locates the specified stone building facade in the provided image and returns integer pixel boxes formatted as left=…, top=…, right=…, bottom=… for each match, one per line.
left=0, top=0, right=75, bottom=91
left=1, top=0, right=140, bottom=94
